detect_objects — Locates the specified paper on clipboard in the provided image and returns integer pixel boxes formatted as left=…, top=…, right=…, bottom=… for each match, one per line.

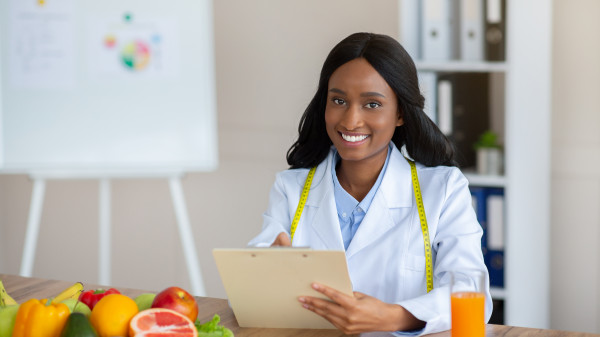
left=212, top=248, right=353, bottom=329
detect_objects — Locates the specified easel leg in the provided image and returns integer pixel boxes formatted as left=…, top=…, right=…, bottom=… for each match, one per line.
left=99, top=179, right=111, bottom=285
left=169, top=177, right=206, bottom=296
left=20, top=179, right=46, bottom=277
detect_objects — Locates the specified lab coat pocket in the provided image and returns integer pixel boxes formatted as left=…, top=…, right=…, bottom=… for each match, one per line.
left=403, top=253, right=427, bottom=297
left=404, top=253, right=426, bottom=272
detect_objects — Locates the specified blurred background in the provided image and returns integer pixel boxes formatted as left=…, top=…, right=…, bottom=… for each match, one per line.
left=0, top=0, right=599, bottom=334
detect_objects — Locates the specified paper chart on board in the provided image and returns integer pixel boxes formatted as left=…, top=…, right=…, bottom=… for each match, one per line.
left=8, top=0, right=76, bottom=89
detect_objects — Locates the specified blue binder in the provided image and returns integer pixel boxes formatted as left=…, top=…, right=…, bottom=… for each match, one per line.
left=469, top=186, right=488, bottom=255
left=486, top=249, right=504, bottom=288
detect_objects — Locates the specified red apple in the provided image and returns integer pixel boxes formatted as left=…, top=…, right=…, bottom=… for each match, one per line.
left=151, top=286, right=198, bottom=322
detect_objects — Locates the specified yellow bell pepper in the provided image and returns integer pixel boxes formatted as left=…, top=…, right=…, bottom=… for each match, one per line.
left=11, top=298, right=69, bottom=337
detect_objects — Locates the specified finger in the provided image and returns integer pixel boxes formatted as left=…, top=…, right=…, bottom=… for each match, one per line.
left=280, top=233, right=291, bottom=246
left=302, top=300, right=366, bottom=335
left=271, top=232, right=291, bottom=247
left=300, top=296, right=347, bottom=318
left=299, top=298, right=349, bottom=328
left=311, top=283, right=355, bottom=307
left=352, top=291, right=367, bottom=299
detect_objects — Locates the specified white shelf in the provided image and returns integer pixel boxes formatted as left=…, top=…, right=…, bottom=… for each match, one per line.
left=401, top=0, right=552, bottom=328
left=415, top=61, right=509, bottom=73
left=463, top=171, right=507, bottom=188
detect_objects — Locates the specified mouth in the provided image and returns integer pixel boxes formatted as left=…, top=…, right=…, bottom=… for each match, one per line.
left=340, top=132, right=369, bottom=143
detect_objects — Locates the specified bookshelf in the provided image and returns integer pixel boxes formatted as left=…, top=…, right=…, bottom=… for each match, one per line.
left=399, top=0, right=551, bottom=329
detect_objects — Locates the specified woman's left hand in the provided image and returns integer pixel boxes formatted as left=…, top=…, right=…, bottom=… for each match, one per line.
left=298, top=283, right=423, bottom=334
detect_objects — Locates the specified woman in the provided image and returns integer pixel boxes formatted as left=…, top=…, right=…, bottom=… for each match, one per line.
left=249, top=32, right=492, bottom=335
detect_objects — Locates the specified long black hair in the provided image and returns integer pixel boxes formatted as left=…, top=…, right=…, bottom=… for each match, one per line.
left=286, top=32, right=456, bottom=169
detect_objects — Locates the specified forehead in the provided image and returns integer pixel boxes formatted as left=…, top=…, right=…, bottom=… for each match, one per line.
left=328, top=58, right=393, bottom=95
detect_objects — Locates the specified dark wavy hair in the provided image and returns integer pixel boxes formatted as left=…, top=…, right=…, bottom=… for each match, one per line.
left=286, top=32, right=456, bottom=169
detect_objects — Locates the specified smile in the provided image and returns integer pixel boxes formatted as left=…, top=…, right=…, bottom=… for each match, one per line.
left=341, top=133, right=368, bottom=142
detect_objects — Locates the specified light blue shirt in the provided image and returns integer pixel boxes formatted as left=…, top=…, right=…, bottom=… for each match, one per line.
left=332, top=144, right=424, bottom=336
left=332, top=144, right=392, bottom=250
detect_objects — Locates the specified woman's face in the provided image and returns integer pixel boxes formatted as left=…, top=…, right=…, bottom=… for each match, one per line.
left=325, top=58, right=403, bottom=165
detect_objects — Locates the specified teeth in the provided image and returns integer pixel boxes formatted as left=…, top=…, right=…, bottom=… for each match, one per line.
left=341, top=133, right=368, bottom=142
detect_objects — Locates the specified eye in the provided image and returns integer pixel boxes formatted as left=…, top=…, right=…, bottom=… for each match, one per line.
left=332, top=98, right=345, bottom=105
left=365, top=102, right=381, bottom=109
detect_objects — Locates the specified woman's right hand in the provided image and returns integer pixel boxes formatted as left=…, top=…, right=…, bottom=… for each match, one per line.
left=271, top=232, right=292, bottom=246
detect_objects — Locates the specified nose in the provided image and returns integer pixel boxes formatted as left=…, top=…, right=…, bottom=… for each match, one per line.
left=339, top=104, right=363, bottom=130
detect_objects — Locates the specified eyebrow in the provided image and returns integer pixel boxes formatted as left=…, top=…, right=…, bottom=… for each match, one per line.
left=328, top=88, right=386, bottom=98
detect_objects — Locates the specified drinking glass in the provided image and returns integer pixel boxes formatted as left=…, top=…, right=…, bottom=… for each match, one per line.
left=450, top=270, right=486, bottom=337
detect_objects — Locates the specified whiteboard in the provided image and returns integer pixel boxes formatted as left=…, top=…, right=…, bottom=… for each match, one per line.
left=0, top=0, right=217, bottom=175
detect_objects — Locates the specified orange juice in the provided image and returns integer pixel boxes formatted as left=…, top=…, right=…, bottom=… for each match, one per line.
left=451, top=291, right=485, bottom=337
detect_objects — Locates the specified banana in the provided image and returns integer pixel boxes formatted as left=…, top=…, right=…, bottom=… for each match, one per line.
left=52, top=281, right=84, bottom=304
left=0, top=279, right=18, bottom=306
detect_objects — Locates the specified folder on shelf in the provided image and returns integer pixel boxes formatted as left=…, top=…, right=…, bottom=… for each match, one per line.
left=399, top=0, right=422, bottom=60
left=437, top=78, right=452, bottom=135
left=486, top=249, right=504, bottom=288
left=437, top=73, right=490, bottom=168
left=484, top=0, right=506, bottom=61
left=486, top=188, right=505, bottom=250
left=470, top=186, right=488, bottom=255
left=419, top=71, right=438, bottom=123
left=460, top=0, right=485, bottom=61
left=421, top=0, right=459, bottom=60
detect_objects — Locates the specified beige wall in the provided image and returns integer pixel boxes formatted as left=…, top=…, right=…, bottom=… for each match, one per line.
left=0, top=0, right=398, bottom=297
left=1, top=0, right=599, bottom=333
left=551, top=0, right=600, bottom=333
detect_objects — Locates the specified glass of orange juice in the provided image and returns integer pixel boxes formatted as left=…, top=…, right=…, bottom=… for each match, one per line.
left=450, top=270, right=486, bottom=337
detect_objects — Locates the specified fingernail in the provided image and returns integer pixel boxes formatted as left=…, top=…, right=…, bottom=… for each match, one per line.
left=312, top=283, right=320, bottom=290
left=298, top=297, right=305, bottom=303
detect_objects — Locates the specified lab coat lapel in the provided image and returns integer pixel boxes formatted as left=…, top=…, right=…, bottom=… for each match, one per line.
left=304, top=149, right=345, bottom=250
left=346, top=145, right=414, bottom=259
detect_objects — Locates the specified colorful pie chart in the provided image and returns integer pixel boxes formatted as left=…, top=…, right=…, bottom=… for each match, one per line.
left=121, top=40, right=150, bottom=71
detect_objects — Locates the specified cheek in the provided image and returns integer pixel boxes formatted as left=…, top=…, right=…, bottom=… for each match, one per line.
left=324, top=108, right=337, bottom=129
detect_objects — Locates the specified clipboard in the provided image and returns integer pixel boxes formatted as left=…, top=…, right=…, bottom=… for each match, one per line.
left=212, top=248, right=353, bottom=329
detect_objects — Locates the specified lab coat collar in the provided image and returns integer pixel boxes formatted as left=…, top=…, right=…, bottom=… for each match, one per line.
left=306, top=147, right=345, bottom=250
left=302, top=143, right=415, bottom=252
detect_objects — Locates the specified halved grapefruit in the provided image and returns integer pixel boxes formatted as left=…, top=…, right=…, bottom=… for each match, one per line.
left=129, top=308, right=198, bottom=337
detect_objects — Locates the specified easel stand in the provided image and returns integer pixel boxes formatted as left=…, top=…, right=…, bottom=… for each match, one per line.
left=19, top=171, right=206, bottom=296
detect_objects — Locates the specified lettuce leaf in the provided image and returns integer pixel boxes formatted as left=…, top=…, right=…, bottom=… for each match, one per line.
left=195, top=314, right=234, bottom=337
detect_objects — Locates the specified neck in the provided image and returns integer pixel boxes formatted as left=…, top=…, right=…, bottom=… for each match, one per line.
left=336, top=148, right=388, bottom=202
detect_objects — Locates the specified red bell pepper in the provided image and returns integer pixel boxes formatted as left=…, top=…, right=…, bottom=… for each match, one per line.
left=78, top=288, right=120, bottom=310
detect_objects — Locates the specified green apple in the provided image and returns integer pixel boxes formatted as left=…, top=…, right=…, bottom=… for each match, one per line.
left=134, top=293, right=156, bottom=311
left=60, top=299, right=92, bottom=317
left=0, top=305, right=19, bottom=337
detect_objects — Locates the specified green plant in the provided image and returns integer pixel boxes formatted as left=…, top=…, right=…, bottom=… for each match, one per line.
left=473, top=130, right=502, bottom=150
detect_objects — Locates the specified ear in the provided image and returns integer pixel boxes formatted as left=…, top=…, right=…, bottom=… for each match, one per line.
left=396, top=117, right=404, bottom=127
left=396, top=109, right=404, bottom=127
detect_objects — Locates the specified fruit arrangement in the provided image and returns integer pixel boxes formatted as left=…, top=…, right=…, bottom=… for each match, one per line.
left=0, top=279, right=233, bottom=337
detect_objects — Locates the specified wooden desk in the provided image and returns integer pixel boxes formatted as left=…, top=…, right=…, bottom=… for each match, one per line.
left=1, top=274, right=597, bottom=337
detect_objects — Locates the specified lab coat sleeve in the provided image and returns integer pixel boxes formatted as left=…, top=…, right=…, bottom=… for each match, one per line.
left=248, top=171, right=293, bottom=247
left=397, top=167, right=492, bottom=335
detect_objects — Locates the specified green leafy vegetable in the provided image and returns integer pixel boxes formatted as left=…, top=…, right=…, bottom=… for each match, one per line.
left=195, top=314, right=234, bottom=337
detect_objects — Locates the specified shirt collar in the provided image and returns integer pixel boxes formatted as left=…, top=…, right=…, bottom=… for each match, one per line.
left=331, top=143, right=393, bottom=219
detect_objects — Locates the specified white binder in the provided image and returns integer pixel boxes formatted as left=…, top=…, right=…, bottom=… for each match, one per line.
left=419, top=71, right=438, bottom=123
left=460, top=0, right=485, bottom=61
left=487, top=193, right=505, bottom=250
left=399, top=0, right=422, bottom=60
left=437, top=79, right=453, bottom=135
left=422, top=0, right=459, bottom=60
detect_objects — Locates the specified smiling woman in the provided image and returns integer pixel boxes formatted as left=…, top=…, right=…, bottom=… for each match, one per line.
left=324, top=58, right=403, bottom=201
left=248, top=32, right=492, bottom=335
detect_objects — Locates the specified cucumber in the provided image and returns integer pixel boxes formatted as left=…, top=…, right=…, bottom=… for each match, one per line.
left=60, top=312, right=98, bottom=337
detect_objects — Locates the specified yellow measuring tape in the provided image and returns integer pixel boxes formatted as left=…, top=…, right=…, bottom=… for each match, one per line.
left=408, top=160, right=434, bottom=293
left=290, top=166, right=316, bottom=243
left=290, top=160, right=433, bottom=293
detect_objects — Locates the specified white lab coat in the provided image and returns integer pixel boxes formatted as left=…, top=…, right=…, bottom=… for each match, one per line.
left=249, top=143, right=492, bottom=335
